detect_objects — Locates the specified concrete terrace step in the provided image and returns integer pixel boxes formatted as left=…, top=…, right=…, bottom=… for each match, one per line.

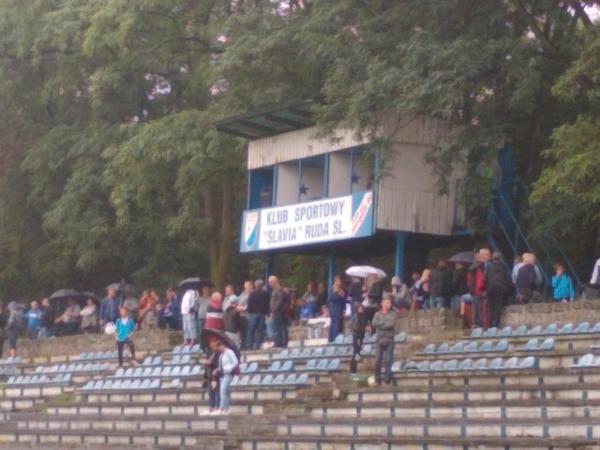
left=311, top=398, right=600, bottom=420
left=344, top=382, right=600, bottom=403
left=46, top=400, right=265, bottom=416
left=275, top=416, right=600, bottom=439
left=240, top=436, right=599, bottom=450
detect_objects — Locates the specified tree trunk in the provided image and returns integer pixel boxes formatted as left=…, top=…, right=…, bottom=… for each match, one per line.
left=216, top=173, right=234, bottom=290
left=202, top=186, right=220, bottom=285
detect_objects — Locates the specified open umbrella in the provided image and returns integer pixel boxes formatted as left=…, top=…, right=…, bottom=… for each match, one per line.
left=345, top=265, right=387, bottom=279
left=201, top=329, right=241, bottom=360
left=49, top=289, right=80, bottom=300
left=178, top=277, right=213, bottom=292
left=448, top=251, right=476, bottom=265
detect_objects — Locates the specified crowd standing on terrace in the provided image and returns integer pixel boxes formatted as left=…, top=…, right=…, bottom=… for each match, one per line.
left=0, top=253, right=598, bottom=358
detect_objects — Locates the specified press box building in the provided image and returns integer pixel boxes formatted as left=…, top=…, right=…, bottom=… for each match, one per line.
left=217, top=104, right=465, bottom=281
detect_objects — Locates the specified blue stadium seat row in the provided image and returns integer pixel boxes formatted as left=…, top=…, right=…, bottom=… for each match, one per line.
left=111, top=365, right=201, bottom=378
left=517, top=337, right=555, bottom=351
left=35, top=363, right=109, bottom=374
left=333, top=332, right=406, bottom=345
left=80, top=378, right=182, bottom=391
left=141, top=356, right=162, bottom=366
left=470, top=322, right=600, bottom=338
left=305, top=358, right=341, bottom=371
left=79, top=351, right=130, bottom=361
left=392, top=356, right=538, bottom=372
left=0, top=356, right=21, bottom=365
left=571, top=353, right=600, bottom=368
left=275, top=344, right=373, bottom=360
left=422, top=340, right=508, bottom=355
left=7, top=374, right=71, bottom=385
left=171, top=344, right=201, bottom=354
left=230, top=373, right=309, bottom=387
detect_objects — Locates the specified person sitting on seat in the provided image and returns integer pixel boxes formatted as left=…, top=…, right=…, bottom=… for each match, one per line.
left=54, top=297, right=81, bottom=336
left=80, top=298, right=98, bottom=333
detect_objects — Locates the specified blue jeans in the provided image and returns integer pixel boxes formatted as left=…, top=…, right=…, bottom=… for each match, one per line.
left=430, top=296, right=446, bottom=309
left=328, top=308, right=343, bottom=342
left=182, top=314, right=197, bottom=341
left=219, top=373, right=233, bottom=411
left=246, top=314, right=265, bottom=350
left=375, top=340, right=394, bottom=383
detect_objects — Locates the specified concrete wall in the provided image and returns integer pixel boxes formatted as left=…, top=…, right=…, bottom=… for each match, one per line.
left=275, top=162, right=299, bottom=206
left=501, top=301, right=600, bottom=328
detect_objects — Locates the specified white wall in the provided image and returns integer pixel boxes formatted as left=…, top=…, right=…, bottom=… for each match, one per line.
left=275, top=162, right=299, bottom=206
left=301, top=166, right=324, bottom=201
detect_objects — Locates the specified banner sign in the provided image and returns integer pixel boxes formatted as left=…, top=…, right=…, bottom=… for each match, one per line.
left=240, top=191, right=374, bottom=252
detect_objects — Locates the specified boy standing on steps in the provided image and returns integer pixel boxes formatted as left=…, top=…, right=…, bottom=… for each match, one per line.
left=115, top=307, right=136, bottom=367
left=372, top=294, right=397, bottom=385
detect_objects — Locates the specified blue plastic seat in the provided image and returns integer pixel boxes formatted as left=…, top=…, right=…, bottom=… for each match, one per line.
left=391, top=362, right=402, bottom=372
left=483, top=327, right=497, bottom=338
left=464, top=342, right=478, bottom=353
left=238, top=375, right=250, bottom=386
left=268, top=361, right=281, bottom=372
left=239, top=363, right=248, bottom=373
left=416, top=361, right=430, bottom=371
left=470, top=328, right=483, bottom=338
left=150, top=379, right=160, bottom=389
left=592, top=322, right=600, bottom=333
left=132, top=368, right=142, bottom=377
left=423, top=344, right=436, bottom=354
left=173, top=345, right=182, bottom=354
left=290, top=348, right=301, bottom=358
left=272, top=374, right=285, bottom=385
left=479, top=341, right=493, bottom=352
left=521, top=338, right=539, bottom=351
left=519, top=356, right=537, bottom=369
left=305, top=359, right=317, bottom=371
left=230, top=376, right=239, bottom=387
left=112, top=380, right=122, bottom=389
left=449, top=342, right=465, bottom=353
left=93, top=380, right=104, bottom=390
left=361, top=344, right=372, bottom=355
left=171, top=366, right=181, bottom=376
left=162, top=366, right=172, bottom=376
left=152, top=367, right=161, bottom=377
left=142, top=367, right=153, bottom=377
left=260, top=374, right=273, bottom=385
left=335, top=346, right=348, bottom=356
left=513, top=325, right=527, bottom=336
left=297, top=373, right=309, bottom=384
left=499, top=326, right=512, bottom=337
left=474, top=358, right=488, bottom=370
left=277, top=349, right=289, bottom=359
left=328, top=359, right=341, bottom=371
left=249, top=375, right=261, bottom=385
left=316, top=359, right=329, bottom=370
left=444, top=359, right=459, bottom=371
left=115, top=368, right=124, bottom=378
left=324, top=347, right=336, bottom=357
left=403, top=360, right=417, bottom=371
left=131, top=379, right=141, bottom=389
left=575, top=322, right=591, bottom=334
left=300, top=348, right=312, bottom=358
left=284, top=374, right=297, bottom=384
left=334, top=335, right=345, bottom=345
left=503, top=357, right=519, bottom=369
left=495, top=340, right=508, bottom=352
left=142, top=356, right=152, bottom=366
left=458, top=359, right=473, bottom=371
left=141, top=379, right=151, bottom=389
left=527, top=325, right=543, bottom=335
left=544, top=323, right=558, bottom=335
left=81, top=380, right=93, bottom=390
left=181, top=366, right=191, bottom=377
left=246, top=362, right=258, bottom=373
left=540, top=338, right=555, bottom=351
left=437, top=343, right=450, bottom=353
left=313, top=347, right=324, bottom=357
left=559, top=323, right=574, bottom=334
left=490, top=357, right=504, bottom=370
left=152, top=356, right=161, bottom=365
left=430, top=360, right=444, bottom=371
left=343, top=335, right=353, bottom=345
left=280, top=360, right=293, bottom=372
left=181, top=355, right=191, bottom=364
left=394, top=332, right=407, bottom=342
left=191, top=366, right=201, bottom=376
left=576, top=353, right=595, bottom=367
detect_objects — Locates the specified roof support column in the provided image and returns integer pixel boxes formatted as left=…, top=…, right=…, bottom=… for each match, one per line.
left=395, top=232, right=408, bottom=279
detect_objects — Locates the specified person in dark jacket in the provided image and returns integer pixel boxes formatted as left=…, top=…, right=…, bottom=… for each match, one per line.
left=468, top=248, right=491, bottom=327
left=99, top=288, right=121, bottom=328
left=246, top=279, right=269, bottom=350
left=39, top=298, right=55, bottom=338
left=485, top=252, right=511, bottom=327
left=202, top=337, right=221, bottom=414
left=450, top=262, right=469, bottom=311
left=350, top=303, right=368, bottom=374
left=372, top=294, right=397, bottom=385
left=430, top=259, right=452, bottom=309
left=0, top=304, right=7, bottom=358
left=268, top=276, right=287, bottom=348
left=515, top=253, right=538, bottom=304
left=223, top=298, right=242, bottom=347
left=349, top=277, right=364, bottom=316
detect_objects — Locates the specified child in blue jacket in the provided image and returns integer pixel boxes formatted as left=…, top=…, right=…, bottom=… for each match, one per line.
left=551, top=262, right=575, bottom=302
left=115, top=307, right=136, bottom=367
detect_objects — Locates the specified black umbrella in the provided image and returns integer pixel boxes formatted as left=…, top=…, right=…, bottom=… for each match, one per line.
left=178, top=277, right=213, bottom=292
left=201, top=329, right=241, bottom=360
left=49, top=289, right=80, bottom=301
left=448, top=251, right=476, bottom=265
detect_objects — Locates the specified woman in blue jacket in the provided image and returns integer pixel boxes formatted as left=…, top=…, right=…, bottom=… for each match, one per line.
left=551, top=262, right=575, bottom=302
left=327, top=276, right=346, bottom=342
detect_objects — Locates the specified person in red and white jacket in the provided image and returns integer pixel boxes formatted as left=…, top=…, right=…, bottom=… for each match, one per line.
left=205, top=292, right=224, bottom=330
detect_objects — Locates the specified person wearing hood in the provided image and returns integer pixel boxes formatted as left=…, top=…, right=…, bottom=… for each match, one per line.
left=485, top=252, right=511, bottom=327
left=390, top=276, right=410, bottom=311
left=205, top=292, right=224, bottom=330
left=223, top=296, right=242, bottom=347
